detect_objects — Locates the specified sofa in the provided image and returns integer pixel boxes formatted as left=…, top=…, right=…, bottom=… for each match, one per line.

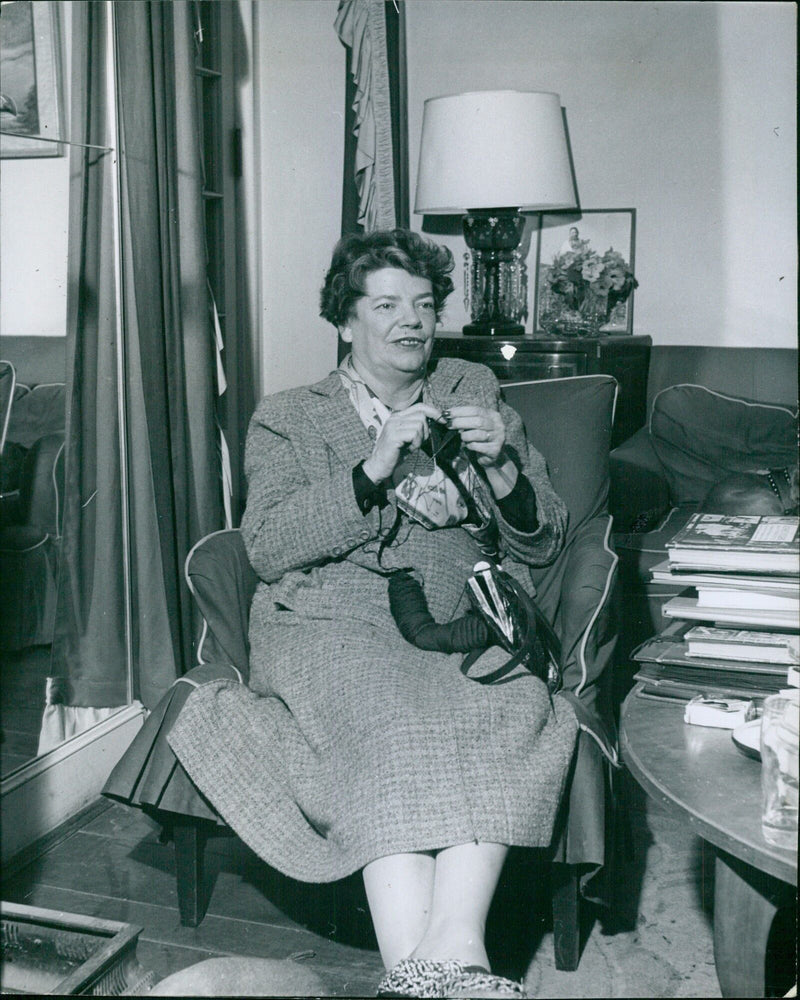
left=609, top=346, right=799, bottom=698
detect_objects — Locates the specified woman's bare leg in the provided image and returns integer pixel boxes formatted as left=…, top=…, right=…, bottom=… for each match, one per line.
left=363, top=851, right=436, bottom=969
left=363, top=842, right=509, bottom=972
left=409, top=841, right=508, bottom=970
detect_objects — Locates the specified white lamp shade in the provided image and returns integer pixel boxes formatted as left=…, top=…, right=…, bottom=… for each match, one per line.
left=414, top=90, right=576, bottom=214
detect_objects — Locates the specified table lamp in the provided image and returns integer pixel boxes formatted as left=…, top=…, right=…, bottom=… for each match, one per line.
left=415, top=90, right=576, bottom=336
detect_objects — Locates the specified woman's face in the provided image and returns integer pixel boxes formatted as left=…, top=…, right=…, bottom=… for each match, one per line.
left=340, top=267, right=437, bottom=382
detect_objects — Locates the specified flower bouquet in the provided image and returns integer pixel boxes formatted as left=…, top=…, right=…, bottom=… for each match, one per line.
left=538, top=239, right=638, bottom=337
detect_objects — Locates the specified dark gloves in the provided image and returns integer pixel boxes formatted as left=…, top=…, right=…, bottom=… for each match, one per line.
left=388, top=569, right=488, bottom=654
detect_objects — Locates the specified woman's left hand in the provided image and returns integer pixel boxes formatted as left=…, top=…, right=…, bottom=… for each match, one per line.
left=443, top=405, right=506, bottom=467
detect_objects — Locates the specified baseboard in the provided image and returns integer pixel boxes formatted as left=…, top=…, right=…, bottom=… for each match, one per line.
left=0, top=702, right=146, bottom=866
left=0, top=797, right=113, bottom=881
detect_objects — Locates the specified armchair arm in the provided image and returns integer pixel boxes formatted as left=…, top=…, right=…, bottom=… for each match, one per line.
left=557, top=516, right=617, bottom=698
left=533, top=514, right=618, bottom=764
left=543, top=514, right=619, bottom=879
left=609, top=426, right=671, bottom=532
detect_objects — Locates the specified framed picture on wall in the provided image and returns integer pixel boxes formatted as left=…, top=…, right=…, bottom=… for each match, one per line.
left=533, top=208, right=637, bottom=337
left=0, top=0, right=64, bottom=158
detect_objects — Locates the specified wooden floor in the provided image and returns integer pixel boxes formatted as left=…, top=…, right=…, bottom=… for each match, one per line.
left=1, top=799, right=386, bottom=996
left=0, top=798, right=569, bottom=996
left=2, top=787, right=795, bottom=997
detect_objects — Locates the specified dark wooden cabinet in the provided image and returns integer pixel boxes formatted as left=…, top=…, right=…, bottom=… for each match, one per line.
left=431, top=333, right=652, bottom=447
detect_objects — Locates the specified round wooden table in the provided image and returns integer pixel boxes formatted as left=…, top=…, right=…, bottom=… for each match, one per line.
left=620, top=686, right=797, bottom=998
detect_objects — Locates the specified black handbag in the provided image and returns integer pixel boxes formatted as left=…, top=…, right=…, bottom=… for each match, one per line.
left=461, top=561, right=563, bottom=694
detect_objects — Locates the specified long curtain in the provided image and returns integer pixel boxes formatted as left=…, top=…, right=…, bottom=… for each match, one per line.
left=43, top=0, right=223, bottom=749
left=335, top=0, right=408, bottom=364
left=115, top=0, right=223, bottom=703
left=336, top=0, right=408, bottom=236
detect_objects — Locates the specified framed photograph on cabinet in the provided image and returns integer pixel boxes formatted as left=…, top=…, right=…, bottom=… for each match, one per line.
left=0, top=0, right=64, bottom=158
left=533, top=208, right=637, bottom=337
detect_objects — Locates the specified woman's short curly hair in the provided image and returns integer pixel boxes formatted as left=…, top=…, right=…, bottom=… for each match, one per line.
left=320, top=229, right=454, bottom=328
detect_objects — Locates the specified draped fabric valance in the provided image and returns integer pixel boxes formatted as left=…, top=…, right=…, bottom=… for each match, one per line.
left=336, top=0, right=408, bottom=235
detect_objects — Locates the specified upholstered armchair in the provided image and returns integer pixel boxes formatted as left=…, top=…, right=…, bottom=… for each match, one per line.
left=104, top=373, right=619, bottom=971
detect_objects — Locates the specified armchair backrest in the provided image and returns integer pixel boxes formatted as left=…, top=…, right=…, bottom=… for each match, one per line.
left=502, top=375, right=618, bottom=532
left=185, top=528, right=258, bottom=681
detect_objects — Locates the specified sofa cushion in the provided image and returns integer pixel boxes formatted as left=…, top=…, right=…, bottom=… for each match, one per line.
left=502, top=374, right=618, bottom=531
left=649, top=384, right=798, bottom=507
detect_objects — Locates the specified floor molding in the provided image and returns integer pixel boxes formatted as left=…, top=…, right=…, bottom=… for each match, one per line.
left=1, top=702, right=146, bottom=866
left=0, top=797, right=112, bottom=881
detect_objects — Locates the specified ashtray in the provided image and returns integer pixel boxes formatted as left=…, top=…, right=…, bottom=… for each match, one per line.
left=731, top=718, right=762, bottom=762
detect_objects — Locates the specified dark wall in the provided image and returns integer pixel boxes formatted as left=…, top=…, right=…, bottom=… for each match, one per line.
left=646, top=346, right=798, bottom=408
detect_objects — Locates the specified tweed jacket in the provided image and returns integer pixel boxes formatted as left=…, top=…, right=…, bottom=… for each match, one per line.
left=240, top=357, right=568, bottom=621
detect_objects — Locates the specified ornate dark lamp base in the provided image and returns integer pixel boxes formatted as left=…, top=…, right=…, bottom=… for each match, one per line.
left=462, top=208, right=527, bottom=337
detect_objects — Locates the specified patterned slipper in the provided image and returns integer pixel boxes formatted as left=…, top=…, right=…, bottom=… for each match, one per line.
left=442, top=966, right=528, bottom=999
left=376, top=958, right=473, bottom=998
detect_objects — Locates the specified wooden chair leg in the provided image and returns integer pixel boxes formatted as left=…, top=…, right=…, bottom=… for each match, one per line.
left=551, top=862, right=581, bottom=971
left=173, top=818, right=210, bottom=927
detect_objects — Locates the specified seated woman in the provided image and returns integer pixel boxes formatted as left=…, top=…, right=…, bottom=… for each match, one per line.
left=168, top=229, right=578, bottom=999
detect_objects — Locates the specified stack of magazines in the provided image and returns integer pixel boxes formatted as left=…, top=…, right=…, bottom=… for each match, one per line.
left=633, top=514, right=800, bottom=700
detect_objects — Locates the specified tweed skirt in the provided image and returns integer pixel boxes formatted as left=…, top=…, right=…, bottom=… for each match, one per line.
left=168, top=607, right=578, bottom=883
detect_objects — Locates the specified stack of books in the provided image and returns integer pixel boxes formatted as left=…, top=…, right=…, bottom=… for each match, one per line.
left=633, top=514, right=800, bottom=700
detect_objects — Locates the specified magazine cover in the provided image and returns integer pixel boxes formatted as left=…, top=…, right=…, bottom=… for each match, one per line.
left=684, top=626, right=800, bottom=664
left=668, top=514, right=800, bottom=553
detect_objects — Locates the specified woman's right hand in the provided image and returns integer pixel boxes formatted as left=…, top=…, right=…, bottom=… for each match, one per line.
left=362, top=403, right=442, bottom=484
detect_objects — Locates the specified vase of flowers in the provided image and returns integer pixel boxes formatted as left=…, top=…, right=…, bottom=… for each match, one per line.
left=538, top=240, right=638, bottom=337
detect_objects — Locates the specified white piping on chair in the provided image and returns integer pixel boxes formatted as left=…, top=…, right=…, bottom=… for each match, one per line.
left=504, top=372, right=618, bottom=391
left=581, top=720, right=618, bottom=768
left=575, top=514, right=619, bottom=700
left=503, top=374, right=617, bottom=385
left=0, top=534, right=52, bottom=555
left=0, top=361, right=16, bottom=455
left=505, top=373, right=621, bottom=435
left=194, top=617, right=210, bottom=666
left=175, top=675, right=202, bottom=689
left=29, top=381, right=66, bottom=394
left=571, top=515, right=619, bottom=773
left=183, top=528, right=244, bottom=680
left=52, top=441, right=66, bottom=539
